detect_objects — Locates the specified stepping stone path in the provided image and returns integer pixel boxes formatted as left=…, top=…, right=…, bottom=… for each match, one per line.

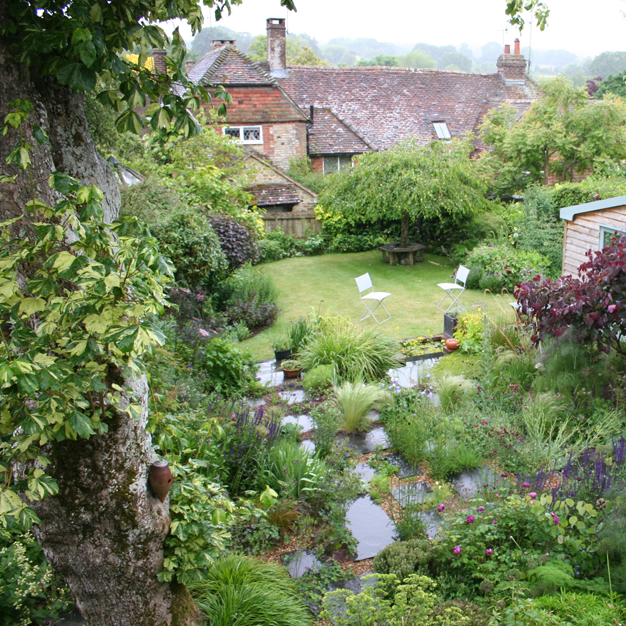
left=418, top=510, right=444, bottom=539
left=385, top=453, right=421, bottom=478
left=282, top=550, right=325, bottom=578
left=391, top=481, right=431, bottom=505
left=354, top=462, right=376, bottom=482
left=453, top=466, right=499, bottom=499
left=345, top=495, right=396, bottom=561
left=347, top=427, right=390, bottom=454
left=283, top=413, right=313, bottom=432
left=279, top=389, right=306, bottom=405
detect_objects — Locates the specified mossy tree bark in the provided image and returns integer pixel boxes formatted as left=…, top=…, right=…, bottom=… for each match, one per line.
left=0, top=30, right=201, bottom=626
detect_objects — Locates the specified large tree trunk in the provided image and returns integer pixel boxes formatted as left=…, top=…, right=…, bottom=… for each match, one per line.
left=1, top=28, right=201, bottom=626
left=400, top=211, right=410, bottom=247
left=31, top=377, right=200, bottom=626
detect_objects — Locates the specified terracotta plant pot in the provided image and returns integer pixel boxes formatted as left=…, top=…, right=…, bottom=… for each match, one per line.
left=149, top=460, right=173, bottom=503
left=445, top=338, right=460, bottom=351
left=282, top=367, right=302, bottom=379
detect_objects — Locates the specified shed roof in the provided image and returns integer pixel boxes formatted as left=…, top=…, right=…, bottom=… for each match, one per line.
left=560, top=196, right=626, bottom=221
left=248, top=183, right=301, bottom=206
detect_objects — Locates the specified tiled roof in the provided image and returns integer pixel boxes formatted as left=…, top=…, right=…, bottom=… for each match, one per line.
left=277, top=66, right=537, bottom=151
left=248, top=183, right=301, bottom=206
left=309, top=108, right=372, bottom=155
left=189, top=45, right=273, bottom=86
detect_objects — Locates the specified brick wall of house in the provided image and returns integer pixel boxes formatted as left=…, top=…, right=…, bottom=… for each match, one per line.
left=311, top=157, right=324, bottom=172
left=267, top=122, right=307, bottom=170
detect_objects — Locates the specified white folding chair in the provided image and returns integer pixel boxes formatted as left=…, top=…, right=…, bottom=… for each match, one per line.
left=355, top=273, right=392, bottom=324
left=437, top=265, right=470, bottom=313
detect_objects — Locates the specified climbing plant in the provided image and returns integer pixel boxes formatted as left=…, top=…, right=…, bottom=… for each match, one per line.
left=0, top=100, right=173, bottom=526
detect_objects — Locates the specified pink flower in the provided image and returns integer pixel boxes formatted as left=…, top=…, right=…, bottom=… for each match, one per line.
left=551, top=512, right=560, bottom=525
left=522, top=482, right=530, bottom=488
left=453, top=545, right=462, bottom=555
left=198, top=328, right=210, bottom=337
left=465, top=515, right=475, bottom=524
left=485, top=548, right=493, bottom=556
left=477, top=506, right=485, bottom=512
left=609, top=304, right=617, bottom=313
left=438, top=503, right=446, bottom=512
left=529, top=492, right=537, bottom=499
left=500, top=472, right=508, bottom=477
left=481, top=421, right=489, bottom=425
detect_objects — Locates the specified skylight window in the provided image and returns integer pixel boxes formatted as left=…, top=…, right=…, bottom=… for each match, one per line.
left=433, top=122, right=451, bottom=140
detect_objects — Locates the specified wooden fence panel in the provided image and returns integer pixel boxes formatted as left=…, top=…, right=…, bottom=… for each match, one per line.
left=262, top=211, right=321, bottom=238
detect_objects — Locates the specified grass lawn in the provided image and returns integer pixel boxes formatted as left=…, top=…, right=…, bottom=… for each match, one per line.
left=241, top=250, right=517, bottom=361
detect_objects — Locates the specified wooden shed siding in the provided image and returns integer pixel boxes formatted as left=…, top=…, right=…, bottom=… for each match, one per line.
left=562, top=203, right=626, bottom=276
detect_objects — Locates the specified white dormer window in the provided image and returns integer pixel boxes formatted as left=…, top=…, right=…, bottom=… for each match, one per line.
left=433, top=122, right=451, bottom=140
left=223, top=126, right=263, bottom=144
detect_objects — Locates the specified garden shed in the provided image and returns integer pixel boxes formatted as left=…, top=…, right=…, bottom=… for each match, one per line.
left=560, top=195, right=626, bottom=276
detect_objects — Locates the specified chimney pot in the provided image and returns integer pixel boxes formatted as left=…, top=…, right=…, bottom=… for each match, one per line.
left=211, top=39, right=236, bottom=50
left=504, top=44, right=511, bottom=54
left=514, top=38, right=521, bottom=55
left=267, top=18, right=287, bottom=77
left=152, top=49, right=167, bottom=74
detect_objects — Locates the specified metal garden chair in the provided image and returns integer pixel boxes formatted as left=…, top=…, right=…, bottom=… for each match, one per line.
left=437, top=265, right=470, bottom=313
left=355, top=273, right=392, bottom=324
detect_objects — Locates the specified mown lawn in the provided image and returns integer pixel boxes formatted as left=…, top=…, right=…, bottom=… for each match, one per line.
left=242, top=250, right=516, bottom=360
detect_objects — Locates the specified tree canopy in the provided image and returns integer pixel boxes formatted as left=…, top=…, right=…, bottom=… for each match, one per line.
left=479, top=78, right=626, bottom=193
left=317, top=139, right=490, bottom=246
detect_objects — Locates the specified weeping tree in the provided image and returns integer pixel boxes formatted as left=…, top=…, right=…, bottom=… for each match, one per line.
left=0, top=0, right=293, bottom=624
left=317, top=139, right=490, bottom=247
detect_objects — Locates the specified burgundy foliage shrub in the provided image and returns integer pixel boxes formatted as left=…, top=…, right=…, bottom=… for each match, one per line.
left=209, top=213, right=260, bottom=270
left=516, top=234, right=626, bottom=355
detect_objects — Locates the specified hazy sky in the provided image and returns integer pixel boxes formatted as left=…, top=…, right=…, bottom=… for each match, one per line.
left=168, top=0, right=626, bottom=59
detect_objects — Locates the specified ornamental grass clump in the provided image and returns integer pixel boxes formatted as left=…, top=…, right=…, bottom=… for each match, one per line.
left=188, top=553, right=312, bottom=626
left=432, top=374, right=476, bottom=412
left=300, top=316, right=402, bottom=383
left=333, top=381, right=391, bottom=432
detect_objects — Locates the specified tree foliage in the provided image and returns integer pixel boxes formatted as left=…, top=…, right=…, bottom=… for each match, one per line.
left=589, top=51, right=626, bottom=80
left=317, top=139, right=490, bottom=246
left=480, top=78, right=626, bottom=193
left=516, top=235, right=626, bottom=356
left=596, top=70, right=626, bottom=100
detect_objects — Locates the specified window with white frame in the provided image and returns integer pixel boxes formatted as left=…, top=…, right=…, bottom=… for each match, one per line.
left=599, top=225, right=626, bottom=249
left=432, top=121, right=451, bottom=140
left=322, top=155, right=353, bottom=174
left=223, top=126, right=263, bottom=144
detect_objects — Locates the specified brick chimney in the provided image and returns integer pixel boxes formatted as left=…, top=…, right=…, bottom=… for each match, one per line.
left=267, top=18, right=287, bottom=78
left=211, top=39, right=236, bottom=49
left=152, top=49, right=167, bottom=74
left=497, top=41, right=527, bottom=84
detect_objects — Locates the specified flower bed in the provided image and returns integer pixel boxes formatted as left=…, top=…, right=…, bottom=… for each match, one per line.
left=400, top=336, right=447, bottom=361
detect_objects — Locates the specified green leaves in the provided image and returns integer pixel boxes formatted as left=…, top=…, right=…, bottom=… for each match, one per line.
left=56, top=62, right=97, bottom=92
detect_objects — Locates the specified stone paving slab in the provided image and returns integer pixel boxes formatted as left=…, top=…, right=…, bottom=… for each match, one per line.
left=345, top=495, right=396, bottom=561
left=391, top=481, right=432, bottom=505
left=281, top=550, right=324, bottom=578
left=279, top=389, right=307, bottom=405
left=354, top=462, right=376, bottom=482
left=283, top=414, right=313, bottom=431
left=418, top=510, right=444, bottom=539
left=452, top=466, right=498, bottom=499
left=385, top=453, right=421, bottom=478
left=346, top=427, right=390, bottom=454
